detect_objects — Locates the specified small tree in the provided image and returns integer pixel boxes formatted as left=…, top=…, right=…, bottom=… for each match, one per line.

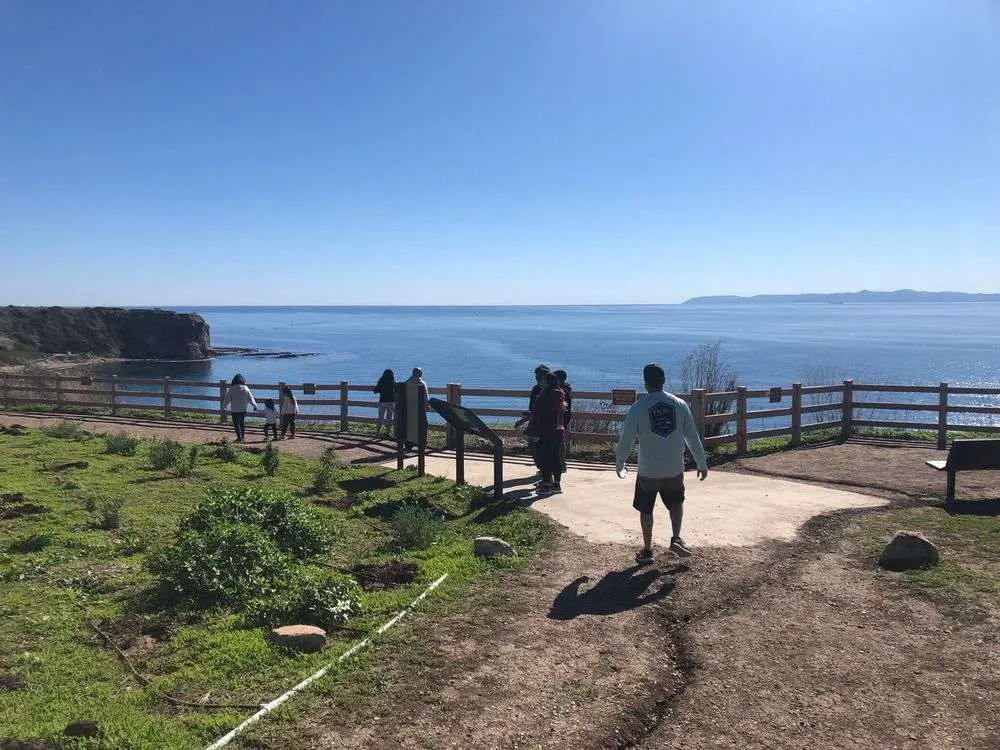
left=801, top=365, right=843, bottom=424
left=262, top=442, right=279, bottom=477
left=679, top=342, right=737, bottom=438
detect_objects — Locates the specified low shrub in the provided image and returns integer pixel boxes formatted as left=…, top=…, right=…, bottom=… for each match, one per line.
left=149, top=439, right=185, bottom=470
left=261, top=443, right=279, bottom=477
left=174, top=445, right=199, bottom=478
left=391, top=505, right=443, bottom=550
left=148, top=487, right=338, bottom=613
left=93, top=496, right=124, bottom=530
left=42, top=422, right=89, bottom=440
left=311, top=464, right=335, bottom=495
left=182, top=487, right=331, bottom=560
left=148, top=522, right=293, bottom=606
left=212, top=439, right=239, bottom=463
left=321, top=446, right=339, bottom=467
left=104, top=432, right=140, bottom=456
left=245, top=571, right=362, bottom=629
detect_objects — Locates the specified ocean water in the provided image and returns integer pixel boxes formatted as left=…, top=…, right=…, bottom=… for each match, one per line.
left=117, top=304, right=1000, bottom=388
left=111, top=304, right=1000, bottom=425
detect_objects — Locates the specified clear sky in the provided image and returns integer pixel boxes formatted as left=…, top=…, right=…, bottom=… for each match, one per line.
left=1, top=1, right=997, bottom=306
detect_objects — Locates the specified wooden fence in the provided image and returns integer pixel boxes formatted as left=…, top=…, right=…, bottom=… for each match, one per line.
left=2, top=373, right=999, bottom=454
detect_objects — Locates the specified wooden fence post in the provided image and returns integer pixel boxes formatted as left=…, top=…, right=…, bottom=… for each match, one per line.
left=790, top=382, right=803, bottom=447
left=340, top=381, right=349, bottom=432
left=1, top=373, right=7, bottom=411
left=55, top=376, right=64, bottom=412
left=110, top=375, right=119, bottom=415
left=445, top=383, right=461, bottom=449
left=937, top=382, right=948, bottom=450
left=841, top=379, right=853, bottom=441
left=691, top=388, right=707, bottom=439
left=163, top=376, right=172, bottom=417
left=736, top=386, right=748, bottom=455
left=218, top=379, right=227, bottom=423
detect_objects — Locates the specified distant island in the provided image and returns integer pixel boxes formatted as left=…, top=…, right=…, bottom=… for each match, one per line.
left=683, top=290, right=1000, bottom=305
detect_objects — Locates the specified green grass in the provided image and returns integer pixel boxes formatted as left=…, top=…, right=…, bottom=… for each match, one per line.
left=0, top=429, right=551, bottom=749
left=858, top=505, right=1000, bottom=618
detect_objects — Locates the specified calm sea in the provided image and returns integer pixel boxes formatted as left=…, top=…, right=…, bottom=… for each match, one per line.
left=112, top=304, right=1000, bottom=425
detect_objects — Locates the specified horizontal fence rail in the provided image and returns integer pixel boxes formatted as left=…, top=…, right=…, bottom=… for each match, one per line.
left=2, top=374, right=999, bottom=454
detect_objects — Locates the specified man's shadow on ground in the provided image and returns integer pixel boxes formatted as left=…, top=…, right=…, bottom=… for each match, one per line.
left=548, top=564, right=687, bottom=619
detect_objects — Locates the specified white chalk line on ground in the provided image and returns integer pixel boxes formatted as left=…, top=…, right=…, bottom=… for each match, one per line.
left=204, top=572, right=449, bottom=750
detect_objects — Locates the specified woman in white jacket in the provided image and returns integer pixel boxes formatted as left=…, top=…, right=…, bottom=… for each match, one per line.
left=222, top=374, right=257, bottom=442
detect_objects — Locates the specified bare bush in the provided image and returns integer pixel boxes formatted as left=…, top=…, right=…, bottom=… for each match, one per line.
left=679, top=342, right=738, bottom=437
left=801, top=365, right=844, bottom=424
left=570, top=399, right=623, bottom=436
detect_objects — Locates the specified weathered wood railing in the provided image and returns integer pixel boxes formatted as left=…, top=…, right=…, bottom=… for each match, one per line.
left=1, top=373, right=998, bottom=454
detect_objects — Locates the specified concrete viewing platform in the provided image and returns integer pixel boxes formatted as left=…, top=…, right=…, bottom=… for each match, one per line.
left=389, top=451, right=885, bottom=548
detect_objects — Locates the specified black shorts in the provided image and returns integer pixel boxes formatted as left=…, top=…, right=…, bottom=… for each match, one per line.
left=632, top=474, right=685, bottom=514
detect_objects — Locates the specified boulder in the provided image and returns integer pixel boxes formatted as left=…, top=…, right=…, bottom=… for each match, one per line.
left=269, top=624, right=327, bottom=652
left=878, top=531, right=939, bottom=571
left=473, top=536, right=516, bottom=558
left=63, top=720, right=100, bottom=738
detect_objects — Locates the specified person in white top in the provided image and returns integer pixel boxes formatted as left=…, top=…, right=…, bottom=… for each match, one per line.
left=615, top=363, right=708, bottom=564
left=279, top=385, right=299, bottom=439
left=222, top=374, right=258, bottom=442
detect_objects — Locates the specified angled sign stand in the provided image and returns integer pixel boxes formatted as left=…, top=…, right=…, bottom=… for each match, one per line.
left=428, top=397, right=504, bottom=501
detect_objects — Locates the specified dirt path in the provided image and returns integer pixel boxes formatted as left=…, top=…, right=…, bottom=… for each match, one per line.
left=296, top=530, right=684, bottom=749
left=0, top=411, right=396, bottom=464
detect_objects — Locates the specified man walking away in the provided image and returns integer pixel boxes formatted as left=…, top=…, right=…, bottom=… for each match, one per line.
left=615, top=363, right=708, bottom=564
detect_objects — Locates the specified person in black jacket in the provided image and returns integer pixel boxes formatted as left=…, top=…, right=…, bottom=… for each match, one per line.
left=374, top=369, right=396, bottom=437
left=554, top=369, right=572, bottom=474
left=516, top=365, right=550, bottom=475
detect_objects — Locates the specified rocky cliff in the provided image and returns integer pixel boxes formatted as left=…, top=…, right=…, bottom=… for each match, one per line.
left=0, top=307, right=211, bottom=361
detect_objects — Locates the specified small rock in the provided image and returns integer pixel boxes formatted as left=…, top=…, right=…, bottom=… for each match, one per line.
left=269, top=624, right=326, bottom=652
left=879, top=531, right=939, bottom=571
left=63, top=720, right=100, bottom=738
left=473, top=536, right=516, bottom=558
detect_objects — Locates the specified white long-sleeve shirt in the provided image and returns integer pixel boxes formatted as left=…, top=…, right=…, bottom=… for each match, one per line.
left=615, top=391, right=707, bottom=477
left=223, top=384, right=258, bottom=413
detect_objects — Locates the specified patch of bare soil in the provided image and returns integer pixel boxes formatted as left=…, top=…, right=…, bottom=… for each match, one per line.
left=96, top=614, right=175, bottom=661
left=0, top=413, right=396, bottom=465
left=723, top=440, right=1000, bottom=503
left=350, top=559, right=419, bottom=590
left=0, top=503, right=48, bottom=520
left=292, top=530, right=683, bottom=750
left=0, top=673, right=27, bottom=692
left=637, top=523, right=1000, bottom=749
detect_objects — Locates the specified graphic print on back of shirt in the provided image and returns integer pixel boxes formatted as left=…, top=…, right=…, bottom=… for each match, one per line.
left=648, top=401, right=676, bottom=438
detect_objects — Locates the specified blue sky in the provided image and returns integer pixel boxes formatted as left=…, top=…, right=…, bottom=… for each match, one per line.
left=1, top=1, right=997, bottom=305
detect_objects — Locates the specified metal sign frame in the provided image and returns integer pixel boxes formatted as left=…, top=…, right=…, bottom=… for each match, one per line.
left=428, top=397, right=504, bottom=500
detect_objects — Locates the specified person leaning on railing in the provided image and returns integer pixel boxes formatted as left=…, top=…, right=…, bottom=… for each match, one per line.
left=279, top=384, right=299, bottom=439
left=374, top=369, right=396, bottom=438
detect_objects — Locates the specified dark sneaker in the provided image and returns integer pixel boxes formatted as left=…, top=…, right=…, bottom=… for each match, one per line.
left=550, top=483, right=562, bottom=494
left=669, top=537, right=692, bottom=557
left=635, top=549, right=654, bottom=565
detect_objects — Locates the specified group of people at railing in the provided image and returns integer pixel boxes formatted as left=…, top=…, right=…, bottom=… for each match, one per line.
left=221, top=368, right=431, bottom=443
left=221, top=374, right=300, bottom=442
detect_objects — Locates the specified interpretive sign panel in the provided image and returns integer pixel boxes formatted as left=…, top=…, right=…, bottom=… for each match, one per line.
left=612, top=389, right=637, bottom=406
left=428, top=398, right=500, bottom=446
left=769, top=387, right=782, bottom=404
